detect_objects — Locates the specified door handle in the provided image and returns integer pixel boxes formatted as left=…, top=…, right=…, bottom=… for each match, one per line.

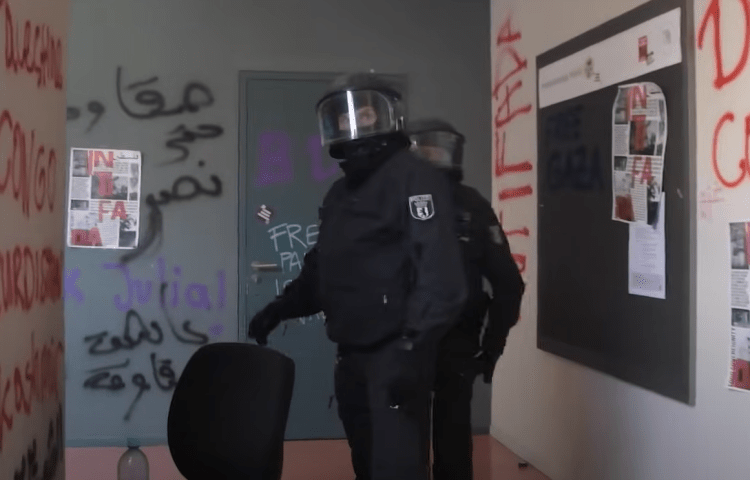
left=251, top=261, right=281, bottom=272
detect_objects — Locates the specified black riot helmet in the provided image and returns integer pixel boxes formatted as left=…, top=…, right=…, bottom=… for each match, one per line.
left=408, top=118, right=466, bottom=173
left=315, top=72, right=406, bottom=160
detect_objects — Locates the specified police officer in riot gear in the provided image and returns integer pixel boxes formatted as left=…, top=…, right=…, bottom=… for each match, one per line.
left=409, top=118, right=525, bottom=480
left=248, top=74, right=467, bottom=480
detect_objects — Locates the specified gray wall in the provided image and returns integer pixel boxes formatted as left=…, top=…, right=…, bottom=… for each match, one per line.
left=64, top=0, right=492, bottom=444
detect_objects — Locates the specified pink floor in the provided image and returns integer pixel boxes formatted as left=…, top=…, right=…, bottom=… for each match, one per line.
left=66, top=435, right=550, bottom=479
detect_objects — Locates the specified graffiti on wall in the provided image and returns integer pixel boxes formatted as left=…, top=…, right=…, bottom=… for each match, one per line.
left=71, top=259, right=226, bottom=420
left=0, top=334, right=64, bottom=452
left=254, top=131, right=339, bottom=187
left=493, top=13, right=533, bottom=275
left=698, top=0, right=750, bottom=189
left=12, top=403, right=63, bottom=480
left=0, top=1, right=67, bottom=475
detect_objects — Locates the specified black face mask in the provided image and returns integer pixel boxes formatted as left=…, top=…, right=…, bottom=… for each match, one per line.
left=332, top=134, right=409, bottom=186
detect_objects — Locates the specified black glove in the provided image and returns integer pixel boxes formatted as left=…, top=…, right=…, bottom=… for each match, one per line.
left=247, top=300, right=285, bottom=345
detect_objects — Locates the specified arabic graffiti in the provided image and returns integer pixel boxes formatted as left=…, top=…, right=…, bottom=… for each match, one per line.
left=104, top=259, right=225, bottom=312
left=119, top=175, right=223, bottom=264
left=83, top=353, right=181, bottom=421
left=116, top=67, right=214, bottom=120
left=84, top=283, right=209, bottom=355
left=12, top=403, right=63, bottom=480
left=84, top=310, right=164, bottom=355
left=81, top=283, right=208, bottom=420
left=66, top=100, right=106, bottom=132
left=164, top=124, right=224, bottom=165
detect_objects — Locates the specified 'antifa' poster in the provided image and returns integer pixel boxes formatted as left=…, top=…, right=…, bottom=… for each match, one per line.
left=729, top=221, right=750, bottom=392
left=67, top=148, right=142, bottom=249
left=612, top=82, right=667, bottom=225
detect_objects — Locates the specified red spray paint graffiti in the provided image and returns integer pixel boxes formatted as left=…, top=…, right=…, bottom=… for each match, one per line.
left=0, top=0, right=65, bottom=90
left=0, top=109, right=58, bottom=217
left=0, top=333, right=64, bottom=452
left=0, top=246, right=62, bottom=321
left=493, top=13, right=533, bottom=275
left=698, top=0, right=750, bottom=188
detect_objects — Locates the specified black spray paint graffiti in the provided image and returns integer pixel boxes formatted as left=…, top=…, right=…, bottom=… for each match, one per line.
left=164, top=124, right=224, bottom=165
left=67, top=67, right=223, bottom=165
left=115, top=66, right=224, bottom=165
left=83, top=310, right=164, bottom=355
left=119, top=175, right=222, bottom=264
left=82, top=283, right=208, bottom=420
left=13, top=404, right=63, bottom=480
left=67, top=100, right=106, bottom=132
left=544, top=104, right=604, bottom=191
left=82, top=353, right=180, bottom=422
left=116, top=67, right=214, bottom=120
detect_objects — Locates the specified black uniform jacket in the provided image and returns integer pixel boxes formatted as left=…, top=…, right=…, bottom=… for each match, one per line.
left=275, top=148, right=467, bottom=348
left=449, top=184, right=525, bottom=358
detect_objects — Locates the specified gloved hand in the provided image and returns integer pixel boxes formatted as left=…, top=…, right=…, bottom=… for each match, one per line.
left=247, top=300, right=285, bottom=346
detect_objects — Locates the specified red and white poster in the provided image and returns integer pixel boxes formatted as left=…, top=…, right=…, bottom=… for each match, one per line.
left=729, top=221, right=750, bottom=392
left=67, top=148, right=142, bottom=249
left=612, top=82, right=667, bottom=225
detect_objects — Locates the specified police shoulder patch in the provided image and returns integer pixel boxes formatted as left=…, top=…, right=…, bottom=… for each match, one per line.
left=409, top=194, right=435, bottom=221
left=489, top=225, right=504, bottom=245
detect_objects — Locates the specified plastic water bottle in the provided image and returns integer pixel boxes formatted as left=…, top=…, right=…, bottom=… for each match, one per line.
left=117, top=440, right=149, bottom=480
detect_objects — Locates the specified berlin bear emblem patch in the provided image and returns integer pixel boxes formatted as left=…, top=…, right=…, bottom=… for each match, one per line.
left=409, top=194, right=435, bottom=220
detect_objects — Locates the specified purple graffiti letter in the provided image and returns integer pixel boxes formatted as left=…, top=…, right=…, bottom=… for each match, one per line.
left=104, top=263, right=133, bottom=312
left=185, top=284, right=211, bottom=310
left=64, top=268, right=84, bottom=304
left=255, top=130, right=293, bottom=187
left=218, top=271, right=226, bottom=310
left=134, top=280, right=153, bottom=305
left=308, top=134, right=338, bottom=182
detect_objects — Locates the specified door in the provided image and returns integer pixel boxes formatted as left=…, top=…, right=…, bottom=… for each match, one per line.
left=238, top=72, right=406, bottom=439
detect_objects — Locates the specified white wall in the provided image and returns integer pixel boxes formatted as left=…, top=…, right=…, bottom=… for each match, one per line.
left=490, top=0, right=750, bottom=479
left=0, top=0, right=69, bottom=478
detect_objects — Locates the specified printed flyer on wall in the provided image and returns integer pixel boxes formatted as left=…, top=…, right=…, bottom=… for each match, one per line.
left=612, top=82, right=667, bottom=225
left=628, top=193, right=666, bottom=299
left=67, top=148, right=142, bottom=249
left=728, top=221, right=750, bottom=392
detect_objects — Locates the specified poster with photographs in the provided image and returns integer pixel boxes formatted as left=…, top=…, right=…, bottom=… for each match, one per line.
left=729, top=221, right=750, bottom=392
left=612, top=82, right=667, bottom=225
left=67, top=148, right=141, bottom=249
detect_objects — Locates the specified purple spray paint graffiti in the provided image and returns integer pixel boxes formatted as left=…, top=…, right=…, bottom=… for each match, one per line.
left=103, top=258, right=226, bottom=313
left=255, top=130, right=294, bottom=187
left=308, top=134, right=338, bottom=182
left=65, top=268, right=85, bottom=303
left=254, top=131, right=339, bottom=187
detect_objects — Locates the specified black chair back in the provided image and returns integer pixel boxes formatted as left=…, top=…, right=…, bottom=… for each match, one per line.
left=167, top=343, right=295, bottom=479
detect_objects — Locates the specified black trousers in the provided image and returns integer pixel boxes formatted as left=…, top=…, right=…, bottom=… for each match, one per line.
left=432, top=332, right=479, bottom=480
left=334, top=338, right=435, bottom=480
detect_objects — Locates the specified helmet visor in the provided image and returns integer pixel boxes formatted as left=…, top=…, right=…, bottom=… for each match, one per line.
left=317, top=90, right=399, bottom=146
left=409, top=131, right=463, bottom=169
